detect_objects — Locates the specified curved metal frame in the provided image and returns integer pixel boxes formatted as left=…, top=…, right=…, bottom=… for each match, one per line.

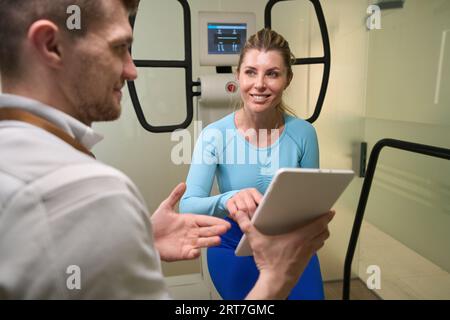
left=127, top=0, right=200, bottom=133
left=265, top=0, right=331, bottom=123
left=343, top=139, right=450, bottom=300
left=128, top=0, right=330, bottom=132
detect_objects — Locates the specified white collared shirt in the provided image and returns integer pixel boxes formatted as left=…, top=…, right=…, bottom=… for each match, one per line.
left=0, top=94, right=170, bottom=299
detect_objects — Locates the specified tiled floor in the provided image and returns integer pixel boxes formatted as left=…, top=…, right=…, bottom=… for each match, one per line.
left=358, top=221, right=450, bottom=299
left=324, top=279, right=381, bottom=300
left=166, top=275, right=382, bottom=300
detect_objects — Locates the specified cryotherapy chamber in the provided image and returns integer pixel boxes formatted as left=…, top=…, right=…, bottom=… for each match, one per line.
left=127, top=0, right=330, bottom=132
left=195, top=11, right=256, bottom=127
left=122, top=0, right=450, bottom=300
left=126, top=0, right=333, bottom=299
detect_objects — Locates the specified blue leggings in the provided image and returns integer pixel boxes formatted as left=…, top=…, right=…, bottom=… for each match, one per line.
left=207, top=247, right=324, bottom=300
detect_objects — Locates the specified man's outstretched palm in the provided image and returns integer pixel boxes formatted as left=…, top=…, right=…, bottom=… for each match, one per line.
left=151, top=183, right=231, bottom=262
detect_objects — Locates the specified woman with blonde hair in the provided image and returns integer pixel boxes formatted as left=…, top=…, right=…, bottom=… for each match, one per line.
left=180, top=28, right=323, bottom=299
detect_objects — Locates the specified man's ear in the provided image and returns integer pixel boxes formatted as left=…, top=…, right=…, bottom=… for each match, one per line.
left=27, top=20, right=63, bottom=69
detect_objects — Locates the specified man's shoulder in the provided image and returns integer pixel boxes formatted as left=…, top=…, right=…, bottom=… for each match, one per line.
left=33, top=162, right=141, bottom=202
left=0, top=122, right=146, bottom=211
left=0, top=123, right=96, bottom=181
left=2, top=160, right=141, bottom=209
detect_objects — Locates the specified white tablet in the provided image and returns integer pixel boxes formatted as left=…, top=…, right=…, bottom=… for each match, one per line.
left=235, top=168, right=354, bottom=256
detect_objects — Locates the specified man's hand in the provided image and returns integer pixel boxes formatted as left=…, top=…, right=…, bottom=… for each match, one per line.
left=234, top=210, right=335, bottom=300
left=226, top=188, right=263, bottom=221
left=151, top=183, right=231, bottom=262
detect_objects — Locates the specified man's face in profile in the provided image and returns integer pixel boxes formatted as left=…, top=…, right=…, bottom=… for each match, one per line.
left=60, top=0, right=137, bottom=125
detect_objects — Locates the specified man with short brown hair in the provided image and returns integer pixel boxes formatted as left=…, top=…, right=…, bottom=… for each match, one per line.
left=0, top=0, right=231, bottom=299
left=0, top=0, right=139, bottom=77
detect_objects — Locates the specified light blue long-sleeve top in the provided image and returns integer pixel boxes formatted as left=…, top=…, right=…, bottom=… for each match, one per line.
left=180, top=112, right=319, bottom=219
left=180, top=112, right=322, bottom=300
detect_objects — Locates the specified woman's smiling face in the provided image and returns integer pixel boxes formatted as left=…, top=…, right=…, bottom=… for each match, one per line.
left=237, top=49, right=291, bottom=115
